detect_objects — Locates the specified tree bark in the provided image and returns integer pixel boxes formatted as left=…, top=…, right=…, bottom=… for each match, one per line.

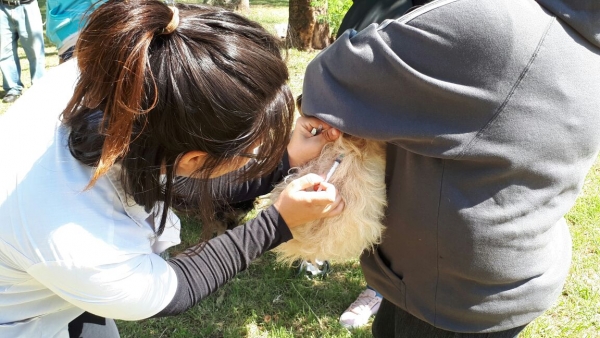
left=288, top=0, right=330, bottom=50
left=311, top=3, right=331, bottom=50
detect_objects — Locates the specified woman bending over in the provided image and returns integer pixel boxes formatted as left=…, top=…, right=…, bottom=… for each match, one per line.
left=0, top=1, right=342, bottom=336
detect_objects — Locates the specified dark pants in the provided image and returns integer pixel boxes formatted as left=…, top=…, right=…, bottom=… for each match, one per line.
left=68, top=312, right=119, bottom=338
left=372, top=299, right=527, bottom=338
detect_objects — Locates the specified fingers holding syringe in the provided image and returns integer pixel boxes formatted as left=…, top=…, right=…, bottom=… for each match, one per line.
left=273, top=174, right=345, bottom=228
left=315, top=181, right=345, bottom=217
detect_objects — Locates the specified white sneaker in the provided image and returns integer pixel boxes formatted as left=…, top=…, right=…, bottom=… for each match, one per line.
left=339, top=288, right=382, bottom=329
left=296, top=260, right=330, bottom=279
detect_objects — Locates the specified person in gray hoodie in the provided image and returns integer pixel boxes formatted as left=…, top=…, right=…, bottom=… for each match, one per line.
left=301, top=0, right=600, bottom=336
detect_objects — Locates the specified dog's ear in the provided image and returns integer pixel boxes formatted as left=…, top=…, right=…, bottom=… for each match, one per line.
left=296, top=94, right=303, bottom=116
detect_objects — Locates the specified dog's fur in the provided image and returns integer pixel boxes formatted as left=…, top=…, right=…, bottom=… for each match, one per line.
left=268, top=135, right=387, bottom=264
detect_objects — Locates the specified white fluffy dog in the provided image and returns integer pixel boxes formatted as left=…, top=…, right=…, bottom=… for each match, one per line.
left=268, top=134, right=387, bottom=264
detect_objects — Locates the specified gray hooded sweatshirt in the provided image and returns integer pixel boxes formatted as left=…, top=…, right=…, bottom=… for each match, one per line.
left=302, top=0, right=600, bottom=332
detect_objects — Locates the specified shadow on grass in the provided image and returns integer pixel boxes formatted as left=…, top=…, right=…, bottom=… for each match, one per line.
left=118, top=253, right=372, bottom=337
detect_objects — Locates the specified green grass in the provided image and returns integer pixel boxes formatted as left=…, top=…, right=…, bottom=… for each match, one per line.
left=1, top=0, right=598, bottom=337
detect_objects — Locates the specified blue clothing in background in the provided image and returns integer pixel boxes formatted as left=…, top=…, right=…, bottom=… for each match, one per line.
left=46, top=0, right=104, bottom=56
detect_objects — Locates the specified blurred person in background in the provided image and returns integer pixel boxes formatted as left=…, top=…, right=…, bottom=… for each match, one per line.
left=0, top=0, right=45, bottom=103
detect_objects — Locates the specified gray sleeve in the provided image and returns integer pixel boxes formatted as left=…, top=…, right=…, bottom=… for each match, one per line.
left=152, top=205, right=291, bottom=317
left=301, top=0, right=551, bottom=158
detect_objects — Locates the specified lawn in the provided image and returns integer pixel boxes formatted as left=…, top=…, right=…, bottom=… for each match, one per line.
left=1, top=1, right=598, bottom=337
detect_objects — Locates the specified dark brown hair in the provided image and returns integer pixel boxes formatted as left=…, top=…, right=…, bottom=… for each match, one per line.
left=63, top=0, right=294, bottom=238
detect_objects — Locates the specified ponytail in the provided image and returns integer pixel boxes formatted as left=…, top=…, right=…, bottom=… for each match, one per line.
left=63, top=0, right=178, bottom=188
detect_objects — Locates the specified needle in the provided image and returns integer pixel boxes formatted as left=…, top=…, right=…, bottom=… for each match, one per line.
left=316, top=154, right=344, bottom=192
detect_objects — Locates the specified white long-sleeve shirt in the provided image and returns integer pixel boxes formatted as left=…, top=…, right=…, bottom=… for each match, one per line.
left=0, top=60, right=180, bottom=337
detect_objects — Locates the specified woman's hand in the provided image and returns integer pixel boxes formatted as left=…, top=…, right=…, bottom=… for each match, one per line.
left=273, top=174, right=345, bottom=228
left=287, top=116, right=340, bottom=168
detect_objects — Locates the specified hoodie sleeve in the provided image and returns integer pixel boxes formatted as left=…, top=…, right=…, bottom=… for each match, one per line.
left=301, top=0, right=554, bottom=158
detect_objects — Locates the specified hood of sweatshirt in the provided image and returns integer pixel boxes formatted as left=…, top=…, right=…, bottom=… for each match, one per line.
left=537, top=0, right=600, bottom=48
left=301, top=0, right=600, bottom=144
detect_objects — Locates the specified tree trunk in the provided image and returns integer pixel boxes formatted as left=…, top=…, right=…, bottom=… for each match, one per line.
left=288, top=0, right=330, bottom=50
left=311, top=4, right=331, bottom=50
